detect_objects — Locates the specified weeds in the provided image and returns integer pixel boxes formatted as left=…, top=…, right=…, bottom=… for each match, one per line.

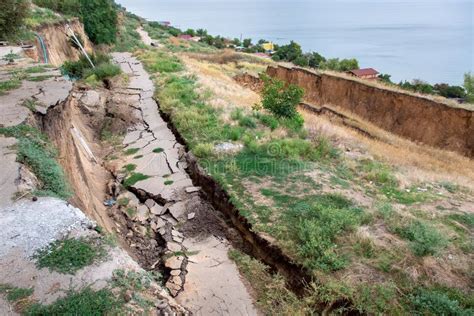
left=395, top=220, right=447, bottom=256
left=25, top=288, right=120, bottom=315
left=62, top=53, right=121, bottom=81
left=124, top=147, right=140, bottom=155
left=0, top=284, right=33, bottom=302
left=123, top=173, right=150, bottom=188
left=228, top=249, right=312, bottom=314
left=0, top=125, right=70, bottom=199
left=34, top=238, right=105, bottom=274
left=282, top=193, right=364, bottom=271
left=0, top=78, right=21, bottom=95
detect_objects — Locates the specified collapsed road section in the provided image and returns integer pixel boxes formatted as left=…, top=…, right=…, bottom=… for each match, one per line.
left=108, top=53, right=257, bottom=315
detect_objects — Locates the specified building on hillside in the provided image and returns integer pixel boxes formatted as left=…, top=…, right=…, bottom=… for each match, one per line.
left=347, top=68, right=379, bottom=79
left=261, top=42, right=274, bottom=53
left=159, top=21, right=171, bottom=27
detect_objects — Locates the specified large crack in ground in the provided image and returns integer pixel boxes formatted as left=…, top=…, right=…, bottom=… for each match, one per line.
left=105, top=53, right=258, bottom=314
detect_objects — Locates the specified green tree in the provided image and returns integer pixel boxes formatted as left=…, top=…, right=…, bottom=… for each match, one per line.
left=196, top=28, right=207, bottom=37
left=0, top=0, right=29, bottom=40
left=434, top=83, right=466, bottom=99
left=338, top=58, right=359, bottom=71
left=243, top=38, right=252, bottom=48
left=260, top=74, right=304, bottom=119
left=307, top=52, right=326, bottom=68
left=378, top=73, right=392, bottom=84
left=79, top=0, right=117, bottom=44
left=232, top=38, right=241, bottom=47
left=185, top=28, right=195, bottom=36
left=294, top=56, right=309, bottom=67
left=273, top=41, right=303, bottom=62
left=464, top=72, right=474, bottom=102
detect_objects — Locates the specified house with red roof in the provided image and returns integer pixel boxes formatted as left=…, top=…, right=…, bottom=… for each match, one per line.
left=347, top=68, right=379, bottom=80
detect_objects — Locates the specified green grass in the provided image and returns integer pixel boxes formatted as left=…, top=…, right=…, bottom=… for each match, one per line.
left=359, top=159, right=431, bottom=204
left=282, top=193, right=364, bottom=271
left=25, top=288, right=120, bottom=315
left=123, top=163, right=137, bottom=172
left=394, top=220, right=447, bottom=256
left=0, top=284, right=33, bottom=302
left=238, top=116, right=257, bottom=128
left=34, top=238, right=105, bottom=274
left=152, top=147, right=164, bottom=153
left=124, top=147, right=140, bottom=155
left=0, top=78, right=21, bottom=95
left=24, top=65, right=52, bottom=74
left=228, top=249, right=311, bottom=314
left=27, top=75, right=53, bottom=82
left=0, top=125, right=71, bottom=199
left=123, top=173, right=150, bottom=188
left=255, top=112, right=279, bottom=130
left=164, top=180, right=174, bottom=185
left=117, top=197, right=130, bottom=206
left=22, top=99, right=37, bottom=112
left=25, top=7, right=64, bottom=28
left=113, top=15, right=147, bottom=52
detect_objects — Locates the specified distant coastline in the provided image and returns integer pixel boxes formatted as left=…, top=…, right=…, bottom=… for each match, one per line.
left=116, top=0, right=473, bottom=85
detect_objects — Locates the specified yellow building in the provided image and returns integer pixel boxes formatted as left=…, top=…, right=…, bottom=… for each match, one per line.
left=261, top=42, right=274, bottom=52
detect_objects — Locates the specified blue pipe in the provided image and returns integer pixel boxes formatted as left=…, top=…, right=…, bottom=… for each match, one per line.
left=34, top=33, right=48, bottom=64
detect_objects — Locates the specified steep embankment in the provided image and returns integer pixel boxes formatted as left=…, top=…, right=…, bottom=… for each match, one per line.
left=34, top=18, right=93, bottom=66
left=266, top=65, right=474, bottom=157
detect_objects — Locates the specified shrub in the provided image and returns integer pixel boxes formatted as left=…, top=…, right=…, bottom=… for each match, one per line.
left=85, top=62, right=121, bottom=81
left=260, top=75, right=304, bottom=119
left=410, top=288, right=472, bottom=315
left=395, top=220, right=447, bottom=256
left=0, top=0, right=29, bottom=40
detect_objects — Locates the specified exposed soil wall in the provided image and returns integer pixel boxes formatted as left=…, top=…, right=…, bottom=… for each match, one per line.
left=267, top=65, right=474, bottom=157
left=34, top=18, right=94, bottom=66
left=38, top=90, right=114, bottom=232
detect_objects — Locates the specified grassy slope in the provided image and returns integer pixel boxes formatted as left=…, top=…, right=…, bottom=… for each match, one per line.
left=134, top=22, right=474, bottom=314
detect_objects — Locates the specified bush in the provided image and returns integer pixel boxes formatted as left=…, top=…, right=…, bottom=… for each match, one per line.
left=62, top=53, right=121, bottom=81
left=260, top=75, right=304, bottom=119
left=86, top=62, right=121, bottom=81
left=396, top=220, right=447, bottom=256
left=0, top=0, right=29, bottom=40
left=410, top=288, right=472, bottom=315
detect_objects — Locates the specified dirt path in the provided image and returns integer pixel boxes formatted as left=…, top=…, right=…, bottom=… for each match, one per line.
left=110, top=52, right=257, bottom=315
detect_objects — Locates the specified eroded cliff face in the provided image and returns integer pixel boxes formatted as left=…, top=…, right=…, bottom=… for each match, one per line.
left=34, top=18, right=94, bottom=66
left=267, top=65, right=474, bottom=157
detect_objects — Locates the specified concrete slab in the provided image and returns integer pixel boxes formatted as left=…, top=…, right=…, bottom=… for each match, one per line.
left=0, top=137, right=19, bottom=208
left=177, top=236, right=258, bottom=316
